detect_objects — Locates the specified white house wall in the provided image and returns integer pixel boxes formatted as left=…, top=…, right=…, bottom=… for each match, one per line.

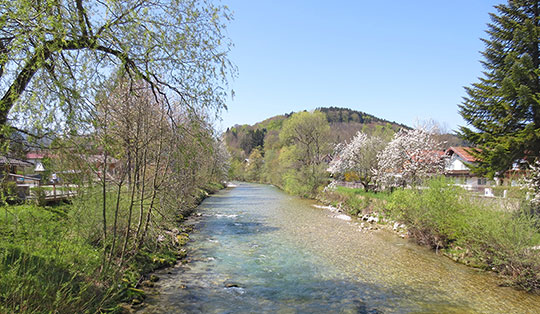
left=447, top=155, right=469, bottom=171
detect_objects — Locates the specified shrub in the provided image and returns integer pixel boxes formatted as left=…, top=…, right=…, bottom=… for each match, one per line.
left=31, top=186, right=48, bottom=207
left=386, top=177, right=540, bottom=291
left=1, top=181, right=18, bottom=204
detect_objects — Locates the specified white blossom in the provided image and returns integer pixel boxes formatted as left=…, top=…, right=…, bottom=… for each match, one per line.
left=526, top=160, right=540, bottom=206
left=328, top=131, right=384, bottom=190
left=375, top=127, right=445, bottom=189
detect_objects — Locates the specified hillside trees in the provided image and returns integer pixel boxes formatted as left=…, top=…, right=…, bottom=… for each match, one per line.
left=0, top=0, right=233, bottom=134
left=459, top=0, right=540, bottom=178
left=245, top=147, right=264, bottom=182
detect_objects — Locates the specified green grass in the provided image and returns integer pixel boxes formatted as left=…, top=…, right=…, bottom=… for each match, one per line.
left=386, top=178, right=540, bottom=292
left=334, top=186, right=391, bottom=201
left=0, top=181, right=226, bottom=313
left=0, top=203, right=113, bottom=313
left=320, top=185, right=390, bottom=216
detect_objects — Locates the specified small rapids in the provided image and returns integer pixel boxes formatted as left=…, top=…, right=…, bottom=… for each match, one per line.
left=140, top=183, right=540, bottom=313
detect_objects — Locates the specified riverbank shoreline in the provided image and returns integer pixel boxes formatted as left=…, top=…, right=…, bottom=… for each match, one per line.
left=317, top=181, right=540, bottom=294
left=125, top=182, right=230, bottom=312
left=132, top=182, right=540, bottom=313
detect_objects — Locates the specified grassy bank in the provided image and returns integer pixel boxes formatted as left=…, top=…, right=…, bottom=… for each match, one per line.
left=318, top=186, right=390, bottom=216
left=0, top=182, right=225, bottom=313
left=320, top=178, right=540, bottom=292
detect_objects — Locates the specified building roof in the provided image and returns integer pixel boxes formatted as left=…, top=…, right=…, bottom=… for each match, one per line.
left=26, top=151, right=48, bottom=159
left=445, top=147, right=478, bottom=163
left=0, top=156, right=33, bottom=167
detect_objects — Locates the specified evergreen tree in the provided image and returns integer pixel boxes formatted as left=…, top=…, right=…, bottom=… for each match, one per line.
left=459, top=0, right=540, bottom=178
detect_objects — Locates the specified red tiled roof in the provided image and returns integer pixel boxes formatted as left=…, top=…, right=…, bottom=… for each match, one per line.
left=445, top=147, right=478, bottom=163
left=26, top=152, right=46, bottom=159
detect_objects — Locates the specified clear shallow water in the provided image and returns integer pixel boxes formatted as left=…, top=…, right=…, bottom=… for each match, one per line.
left=141, top=183, right=540, bottom=313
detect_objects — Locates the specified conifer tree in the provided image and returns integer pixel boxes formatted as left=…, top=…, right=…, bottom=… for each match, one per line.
left=459, top=0, right=540, bottom=178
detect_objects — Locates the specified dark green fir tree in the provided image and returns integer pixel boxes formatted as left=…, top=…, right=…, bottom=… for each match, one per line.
left=459, top=0, right=540, bottom=179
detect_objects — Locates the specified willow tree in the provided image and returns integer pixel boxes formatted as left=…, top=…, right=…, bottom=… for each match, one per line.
left=459, top=0, right=540, bottom=178
left=0, top=0, right=234, bottom=134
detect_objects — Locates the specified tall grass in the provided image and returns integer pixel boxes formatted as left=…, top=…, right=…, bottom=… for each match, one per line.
left=0, top=182, right=224, bottom=313
left=386, top=177, right=540, bottom=291
left=0, top=203, right=115, bottom=313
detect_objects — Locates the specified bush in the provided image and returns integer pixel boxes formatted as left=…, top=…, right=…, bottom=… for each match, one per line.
left=1, top=181, right=21, bottom=204
left=319, top=185, right=389, bottom=216
left=386, top=177, right=540, bottom=291
left=31, top=186, right=48, bottom=206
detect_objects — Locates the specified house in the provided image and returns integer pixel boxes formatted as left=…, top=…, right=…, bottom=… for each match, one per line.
left=26, top=151, right=49, bottom=173
left=0, top=156, right=34, bottom=180
left=85, top=154, right=119, bottom=180
left=445, top=147, right=493, bottom=192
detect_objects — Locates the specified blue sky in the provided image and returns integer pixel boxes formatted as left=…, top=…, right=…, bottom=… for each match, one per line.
left=219, top=0, right=505, bottom=133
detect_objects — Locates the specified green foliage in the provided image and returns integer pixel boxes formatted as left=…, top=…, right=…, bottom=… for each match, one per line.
left=386, top=177, right=540, bottom=291
left=0, top=204, right=111, bottom=313
left=459, top=1, right=540, bottom=177
left=228, top=159, right=245, bottom=180
left=0, top=0, right=234, bottom=131
left=0, top=181, right=18, bottom=204
left=318, top=107, right=407, bottom=129
left=245, top=148, right=264, bottom=182
left=320, top=185, right=389, bottom=215
left=335, top=186, right=391, bottom=201
left=387, top=178, right=466, bottom=246
left=261, top=148, right=282, bottom=186
left=278, top=111, right=331, bottom=196
left=0, top=177, right=225, bottom=313
left=31, top=186, right=48, bottom=207
left=239, top=129, right=266, bottom=156
left=223, top=107, right=408, bottom=196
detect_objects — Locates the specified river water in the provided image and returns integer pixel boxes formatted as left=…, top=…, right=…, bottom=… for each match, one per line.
left=141, top=183, right=540, bottom=313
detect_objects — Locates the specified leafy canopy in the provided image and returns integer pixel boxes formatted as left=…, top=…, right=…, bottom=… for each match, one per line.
left=0, top=0, right=234, bottom=133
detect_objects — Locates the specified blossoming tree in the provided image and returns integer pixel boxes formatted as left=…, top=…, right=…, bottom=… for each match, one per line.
left=375, top=128, right=445, bottom=189
left=328, top=131, right=384, bottom=191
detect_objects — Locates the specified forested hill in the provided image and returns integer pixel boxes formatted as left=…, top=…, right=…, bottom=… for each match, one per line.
left=318, top=107, right=407, bottom=126
left=224, top=107, right=409, bottom=159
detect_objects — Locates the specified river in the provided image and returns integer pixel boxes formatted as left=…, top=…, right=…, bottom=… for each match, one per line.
left=141, top=182, right=540, bottom=313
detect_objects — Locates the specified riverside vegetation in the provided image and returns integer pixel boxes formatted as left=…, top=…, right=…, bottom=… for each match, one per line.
left=320, top=179, right=540, bottom=292
left=0, top=76, right=232, bottom=312
left=226, top=109, right=540, bottom=292
left=0, top=182, right=224, bottom=313
left=0, top=0, right=235, bottom=312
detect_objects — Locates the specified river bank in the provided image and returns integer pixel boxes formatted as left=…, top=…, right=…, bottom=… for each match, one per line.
left=120, top=182, right=227, bottom=312
left=139, top=182, right=540, bottom=313
left=0, top=182, right=225, bottom=313
left=318, top=179, right=540, bottom=293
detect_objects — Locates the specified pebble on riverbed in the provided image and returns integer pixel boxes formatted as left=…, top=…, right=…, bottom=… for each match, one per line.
left=318, top=202, right=409, bottom=238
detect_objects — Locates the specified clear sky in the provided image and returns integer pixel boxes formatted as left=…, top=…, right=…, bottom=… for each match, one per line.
left=218, top=0, right=506, bottom=133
